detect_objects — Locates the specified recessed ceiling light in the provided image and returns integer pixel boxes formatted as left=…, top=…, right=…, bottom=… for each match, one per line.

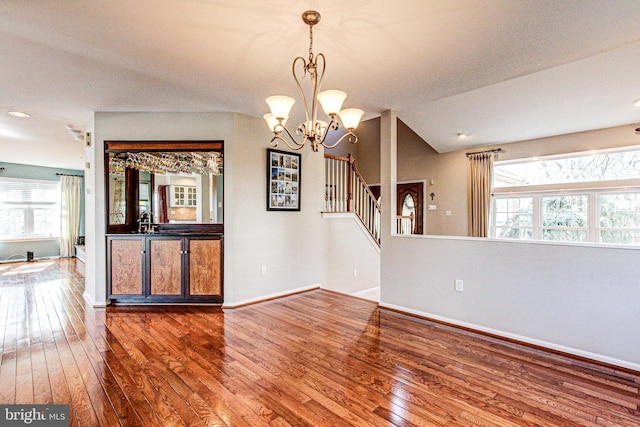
left=634, top=99, right=640, bottom=107
left=457, top=132, right=467, bottom=139
left=8, top=111, right=31, bottom=118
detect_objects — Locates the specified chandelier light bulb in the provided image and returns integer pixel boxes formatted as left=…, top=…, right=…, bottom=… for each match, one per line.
left=338, top=108, right=364, bottom=130
left=317, top=90, right=347, bottom=116
left=266, top=96, right=295, bottom=119
left=263, top=113, right=284, bottom=132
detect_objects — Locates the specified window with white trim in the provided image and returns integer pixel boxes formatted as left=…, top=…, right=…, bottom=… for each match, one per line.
left=0, top=178, right=60, bottom=240
left=491, top=148, right=640, bottom=245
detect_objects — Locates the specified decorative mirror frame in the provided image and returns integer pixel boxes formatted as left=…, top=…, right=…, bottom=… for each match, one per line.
left=104, top=140, right=224, bottom=235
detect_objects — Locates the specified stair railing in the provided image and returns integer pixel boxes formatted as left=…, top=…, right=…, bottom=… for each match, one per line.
left=324, top=153, right=381, bottom=245
left=396, top=212, right=414, bottom=235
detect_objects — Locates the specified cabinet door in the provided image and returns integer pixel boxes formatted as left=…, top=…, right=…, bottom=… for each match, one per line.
left=188, top=238, right=222, bottom=297
left=109, top=238, right=144, bottom=295
left=148, top=238, right=182, bottom=296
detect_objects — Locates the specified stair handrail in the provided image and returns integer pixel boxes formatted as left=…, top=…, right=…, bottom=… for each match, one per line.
left=324, top=153, right=381, bottom=245
left=396, top=212, right=414, bottom=234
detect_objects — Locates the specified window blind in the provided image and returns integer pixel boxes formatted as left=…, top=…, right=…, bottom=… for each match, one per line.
left=0, top=178, right=60, bottom=203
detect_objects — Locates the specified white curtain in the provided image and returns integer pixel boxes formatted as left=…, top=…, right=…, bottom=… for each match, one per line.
left=60, top=176, right=82, bottom=258
left=468, top=152, right=494, bottom=237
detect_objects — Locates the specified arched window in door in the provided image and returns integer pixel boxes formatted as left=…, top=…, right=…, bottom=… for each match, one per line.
left=398, top=194, right=415, bottom=234
left=402, top=194, right=415, bottom=217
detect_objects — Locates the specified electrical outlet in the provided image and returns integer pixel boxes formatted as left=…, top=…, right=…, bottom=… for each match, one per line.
left=455, top=279, right=463, bottom=292
left=261, top=265, right=267, bottom=275
left=353, top=269, right=358, bottom=278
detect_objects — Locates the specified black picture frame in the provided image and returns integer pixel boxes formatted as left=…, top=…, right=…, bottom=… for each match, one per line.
left=267, top=148, right=301, bottom=211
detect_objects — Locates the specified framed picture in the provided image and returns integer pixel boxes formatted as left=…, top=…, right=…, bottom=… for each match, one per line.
left=267, top=148, right=301, bottom=211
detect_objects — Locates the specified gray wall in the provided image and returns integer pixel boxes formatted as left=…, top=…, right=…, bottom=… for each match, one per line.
left=379, top=112, right=640, bottom=371
left=325, top=117, right=381, bottom=185
left=353, top=119, right=640, bottom=236
left=0, top=161, right=85, bottom=262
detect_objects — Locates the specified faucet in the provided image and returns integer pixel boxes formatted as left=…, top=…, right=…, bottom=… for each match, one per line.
left=137, top=211, right=154, bottom=233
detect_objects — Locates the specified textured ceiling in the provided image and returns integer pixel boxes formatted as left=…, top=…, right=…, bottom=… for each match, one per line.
left=1, top=1, right=640, bottom=169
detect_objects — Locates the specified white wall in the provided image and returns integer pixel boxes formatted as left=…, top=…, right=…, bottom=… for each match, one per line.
left=84, top=112, right=336, bottom=307
left=380, top=111, right=640, bottom=371
left=322, top=213, right=380, bottom=294
left=85, top=112, right=234, bottom=306
left=224, top=114, right=326, bottom=305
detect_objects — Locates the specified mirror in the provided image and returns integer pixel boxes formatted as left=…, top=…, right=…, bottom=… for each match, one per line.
left=105, top=141, right=223, bottom=233
left=152, top=169, right=223, bottom=224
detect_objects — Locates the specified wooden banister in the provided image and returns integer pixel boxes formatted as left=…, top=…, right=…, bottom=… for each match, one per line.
left=323, top=153, right=350, bottom=162
left=324, top=153, right=381, bottom=246
left=396, top=212, right=414, bottom=235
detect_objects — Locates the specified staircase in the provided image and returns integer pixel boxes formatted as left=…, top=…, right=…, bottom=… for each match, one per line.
left=324, top=154, right=381, bottom=246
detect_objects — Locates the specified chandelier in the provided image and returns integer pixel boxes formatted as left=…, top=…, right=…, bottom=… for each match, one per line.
left=263, top=10, right=364, bottom=152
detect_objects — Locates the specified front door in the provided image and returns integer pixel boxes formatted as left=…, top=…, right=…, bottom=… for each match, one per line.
left=397, top=182, right=424, bottom=234
left=368, top=182, right=424, bottom=234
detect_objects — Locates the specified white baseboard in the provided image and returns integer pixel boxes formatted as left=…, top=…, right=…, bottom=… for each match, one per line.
left=83, top=291, right=109, bottom=308
left=379, top=302, right=640, bottom=373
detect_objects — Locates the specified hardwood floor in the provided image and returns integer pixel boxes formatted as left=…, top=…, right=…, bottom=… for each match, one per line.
left=1, top=259, right=638, bottom=426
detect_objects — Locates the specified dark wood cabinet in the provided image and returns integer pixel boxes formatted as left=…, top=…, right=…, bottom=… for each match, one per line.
left=187, top=238, right=222, bottom=297
left=148, top=236, right=183, bottom=296
left=107, top=234, right=223, bottom=304
left=109, top=237, right=144, bottom=296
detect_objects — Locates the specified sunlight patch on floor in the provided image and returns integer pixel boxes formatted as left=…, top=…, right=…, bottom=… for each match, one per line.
left=351, top=287, right=380, bottom=302
left=0, top=261, right=55, bottom=275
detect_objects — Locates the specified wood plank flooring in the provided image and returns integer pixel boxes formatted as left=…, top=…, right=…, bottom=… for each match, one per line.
left=1, top=259, right=639, bottom=426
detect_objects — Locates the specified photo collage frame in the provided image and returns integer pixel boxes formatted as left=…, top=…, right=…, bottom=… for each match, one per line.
left=267, top=148, right=301, bottom=211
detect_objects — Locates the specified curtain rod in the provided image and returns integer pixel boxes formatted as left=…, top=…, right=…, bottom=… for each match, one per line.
left=56, top=173, right=84, bottom=177
left=465, top=148, right=503, bottom=157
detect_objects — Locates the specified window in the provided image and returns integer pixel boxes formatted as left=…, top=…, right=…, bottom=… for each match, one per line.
left=397, top=194, right=415, bottom=234
left=494, top=149, right=640, bottom=188
left=0, top=178, right=60, bottom=240
left=494, top=197, right=533, bottom=239
left=599, top=193, right=640, bottom=245
left=170, top=185, right=197, bottom=207
left=492, top=148, right=640, bottom=245
left=541, top=195, right=588, bottom=242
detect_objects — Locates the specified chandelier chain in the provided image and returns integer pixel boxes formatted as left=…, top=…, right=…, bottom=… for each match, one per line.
left=309, top=25, right=314, bottom=63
